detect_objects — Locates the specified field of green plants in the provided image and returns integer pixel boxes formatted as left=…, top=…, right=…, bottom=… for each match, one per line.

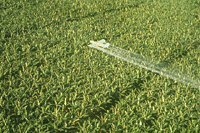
left=0, top=0, right=200, bottom=132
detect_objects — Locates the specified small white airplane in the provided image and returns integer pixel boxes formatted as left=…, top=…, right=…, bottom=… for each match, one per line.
left=88, top=39, right=110, bottom=48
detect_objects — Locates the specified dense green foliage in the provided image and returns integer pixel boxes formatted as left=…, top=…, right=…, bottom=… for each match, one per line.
left=0, top=0, right=200, bottom=132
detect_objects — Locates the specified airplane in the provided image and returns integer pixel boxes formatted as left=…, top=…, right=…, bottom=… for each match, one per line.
left=88, top=39, right=110, bottom=48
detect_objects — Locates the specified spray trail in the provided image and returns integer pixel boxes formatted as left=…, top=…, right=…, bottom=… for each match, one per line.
left=88, top=39, right=200, bottom=88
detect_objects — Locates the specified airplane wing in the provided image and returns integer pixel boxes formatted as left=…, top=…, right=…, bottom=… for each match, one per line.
left=88, top=39, right=110, bottom=48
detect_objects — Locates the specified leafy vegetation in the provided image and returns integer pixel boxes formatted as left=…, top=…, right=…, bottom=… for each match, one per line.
left=0, top=0, right=200, bottom=132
